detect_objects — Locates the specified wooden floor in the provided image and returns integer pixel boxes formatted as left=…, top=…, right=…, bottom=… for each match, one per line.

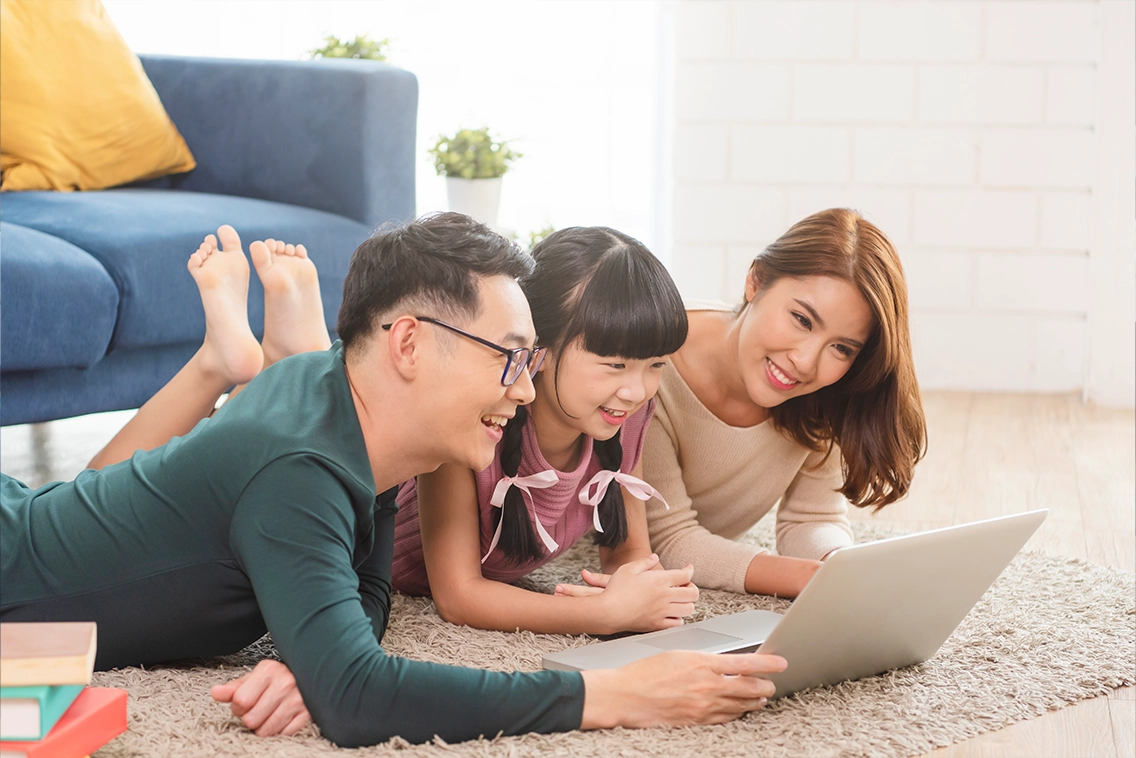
left=1, top=391, right=1133, bottom=758
left=846, top=392, right=1135, bottom=758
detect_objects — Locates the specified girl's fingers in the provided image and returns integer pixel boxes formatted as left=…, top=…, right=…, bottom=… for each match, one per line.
left=656, top=566, right=697, bottom=589
left=667, top=584, right=700, bottom=601
left=668, top=602, right=697, bottom=618
left=581, top=568, right=612, bottom=587
left=554, top=583, right=604, bottom=597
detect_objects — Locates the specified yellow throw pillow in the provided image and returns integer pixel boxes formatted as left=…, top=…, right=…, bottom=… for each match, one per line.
left=0, top=0, right=196, bottom=191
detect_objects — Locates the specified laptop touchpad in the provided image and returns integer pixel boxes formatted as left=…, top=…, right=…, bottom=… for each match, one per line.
left=641, top=628, right=743, bottom=651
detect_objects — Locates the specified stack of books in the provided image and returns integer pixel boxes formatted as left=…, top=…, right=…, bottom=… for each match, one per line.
left=0, top=622, right=127, bottom=758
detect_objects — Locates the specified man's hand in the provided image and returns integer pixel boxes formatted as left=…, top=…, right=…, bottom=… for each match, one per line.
left=580, top=650, right=787, bottom=729
left=211, top=659, right=311, bottom=737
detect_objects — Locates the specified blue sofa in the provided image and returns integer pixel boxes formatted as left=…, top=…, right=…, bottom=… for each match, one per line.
left=0, top=55, right=418, bottom=426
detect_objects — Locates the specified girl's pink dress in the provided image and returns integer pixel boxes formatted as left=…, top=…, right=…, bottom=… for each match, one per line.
left=391, top=401, right=655, bottom=595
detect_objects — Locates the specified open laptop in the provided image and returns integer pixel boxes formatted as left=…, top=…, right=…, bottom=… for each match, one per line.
left=543, top=509, right=1047, bottom=698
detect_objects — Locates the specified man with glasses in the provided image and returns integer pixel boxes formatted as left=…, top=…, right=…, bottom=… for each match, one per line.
left=1, top=212, right=785, bottom=748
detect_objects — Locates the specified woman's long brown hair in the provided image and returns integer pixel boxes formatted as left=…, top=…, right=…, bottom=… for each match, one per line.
left=743, top=208, right=927, bottom=510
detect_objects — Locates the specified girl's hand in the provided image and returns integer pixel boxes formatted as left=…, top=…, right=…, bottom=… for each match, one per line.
left=553, top=567, right=611, bottom=597
left=595, top=553, right=698, bottom=633
left=554, top=583, right=605, bottom=597
left=554, top=546, right=681, bottom=596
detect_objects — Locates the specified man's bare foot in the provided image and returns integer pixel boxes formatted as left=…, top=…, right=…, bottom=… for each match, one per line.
left=250, top=238, right=331, bottom=367
left=186, top=225, right=264, bottom=386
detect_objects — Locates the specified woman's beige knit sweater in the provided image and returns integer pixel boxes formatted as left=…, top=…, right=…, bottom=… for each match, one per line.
left=642, top=319, right=855, bottom=593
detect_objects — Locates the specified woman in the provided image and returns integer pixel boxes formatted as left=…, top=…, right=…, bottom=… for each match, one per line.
left=640, top=208, right=927, bottom=598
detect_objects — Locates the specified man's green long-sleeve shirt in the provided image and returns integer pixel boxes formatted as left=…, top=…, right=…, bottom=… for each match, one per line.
left=0, top=343, right=584, bottom=747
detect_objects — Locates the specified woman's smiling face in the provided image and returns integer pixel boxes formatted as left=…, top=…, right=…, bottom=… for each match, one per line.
left=736, top=273, right=874, bottom=408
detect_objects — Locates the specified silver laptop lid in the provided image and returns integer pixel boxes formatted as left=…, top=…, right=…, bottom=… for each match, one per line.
left=759, top=509, right=1047, bottom=698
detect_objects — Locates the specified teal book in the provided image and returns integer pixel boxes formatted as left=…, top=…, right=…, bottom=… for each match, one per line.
left=0, top=684, right=85, bottom=741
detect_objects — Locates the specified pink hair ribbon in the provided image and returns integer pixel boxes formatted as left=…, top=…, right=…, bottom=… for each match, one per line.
left=482, top=469, right=560, bottom=563
left=577, top=471, right=670, bottom=533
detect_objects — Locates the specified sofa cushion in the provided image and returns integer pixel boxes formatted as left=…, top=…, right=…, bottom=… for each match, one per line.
left=0, top=0, right=195, bottom=191
left=0, top=222, right=119, bottom=371
left=1, top=189, right=374, bottom=351
left=2, top=342, right=198, bottom=426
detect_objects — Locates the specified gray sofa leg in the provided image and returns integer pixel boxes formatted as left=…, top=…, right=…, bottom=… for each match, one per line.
left=31, top=422, right=53, bottom=485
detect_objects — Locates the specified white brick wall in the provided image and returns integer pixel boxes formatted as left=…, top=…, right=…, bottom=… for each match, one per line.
left=980, top=129, right=1095, bottom=188
left=1046, top=67, right=1097, bottom=125
left=676, top=63, right=788, bottom=120
left=672, top=185, right=787, bottom=244
left=912, top=189, right=1036, bottom=248
left=668, top=0, right=1132, bottom=402
left=858, top=1, right=983, bottom=62
left=792, top=64, right=916, bottom=122
left=854, top=128, right=976, bottom=186
left=674, top=125, right=729, bottom=181
left=902, top=250, right=973, bottom=310
left=732, top=1, right=856, bottom=60
left=984, top=1, right=1100, bottom=63
left=1040, top=191, right=1093, bottom=250
left=733, top=125, right=851, bottom=183
left=917, top=65, right=1044, bottom=124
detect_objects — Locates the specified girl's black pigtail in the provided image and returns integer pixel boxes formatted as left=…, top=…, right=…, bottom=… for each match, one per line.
left=495, top=405, right=545, bottom=564
left=592, top=431, right=629, bottom=548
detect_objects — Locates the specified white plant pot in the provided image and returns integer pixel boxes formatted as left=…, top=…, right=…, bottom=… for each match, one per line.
left=445, top=177, right=503, bottom=228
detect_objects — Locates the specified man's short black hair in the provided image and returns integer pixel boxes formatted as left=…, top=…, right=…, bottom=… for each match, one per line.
left=337, top=212, right=534, bottom=352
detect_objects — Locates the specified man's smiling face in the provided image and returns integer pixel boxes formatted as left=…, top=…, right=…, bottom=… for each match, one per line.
left=426, top=274, right=538, bottom=472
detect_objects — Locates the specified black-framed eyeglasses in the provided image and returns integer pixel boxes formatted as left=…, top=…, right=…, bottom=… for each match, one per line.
left=381, top=316, right=546, bottom=386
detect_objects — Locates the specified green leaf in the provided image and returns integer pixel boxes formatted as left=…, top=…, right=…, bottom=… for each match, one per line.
left=308, top=34, right=390, bottom=62
left=426, top=126, right=522, bottom=178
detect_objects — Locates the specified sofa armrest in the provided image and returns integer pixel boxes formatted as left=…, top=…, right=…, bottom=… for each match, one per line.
left=138, top=55, right=418, bottom=229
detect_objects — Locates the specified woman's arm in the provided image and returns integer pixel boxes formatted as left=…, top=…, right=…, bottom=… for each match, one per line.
left=416, top=462, right=695, bottom=635
left=642, top=418, right=767, bottom=593
left=773, top=447, right=854, bottom=559
left=743, top=554, right=821, bottom=597
left=747, top=449, right=854, bottom=597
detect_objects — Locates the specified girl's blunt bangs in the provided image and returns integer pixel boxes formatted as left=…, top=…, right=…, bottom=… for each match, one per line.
left=569, top=246, right=688, bottom=360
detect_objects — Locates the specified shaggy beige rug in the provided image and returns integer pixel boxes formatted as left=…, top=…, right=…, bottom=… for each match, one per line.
left=91, top=522, right=1135, bottom=758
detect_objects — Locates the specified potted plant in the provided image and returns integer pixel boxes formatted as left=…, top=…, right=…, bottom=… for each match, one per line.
left=527, top=223, right=556, bottom=251
left=307, top=34, right=390, bottom=61
left=427, top=127, right=520, bottom=228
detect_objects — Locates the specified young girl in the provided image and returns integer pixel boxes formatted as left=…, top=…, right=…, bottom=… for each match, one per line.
left=641, top=208, right=928, bottom=599
left=391, top=226, right=697, bottom=635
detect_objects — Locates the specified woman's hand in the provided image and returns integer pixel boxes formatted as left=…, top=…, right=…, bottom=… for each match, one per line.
left=210, top=659, right=311, bottom=737
left=555, top=553, right=698, bottom=633
left=581, top=650, right=787, bottom=728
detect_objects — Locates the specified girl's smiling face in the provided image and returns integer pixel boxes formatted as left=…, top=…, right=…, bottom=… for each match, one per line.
left=737, top=273, right=874, bottom=408
left=533, top=340, right=669, bottom=443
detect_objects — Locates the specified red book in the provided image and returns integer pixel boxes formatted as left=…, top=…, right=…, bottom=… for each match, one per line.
left=0, top=687, right=127, bottom=758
